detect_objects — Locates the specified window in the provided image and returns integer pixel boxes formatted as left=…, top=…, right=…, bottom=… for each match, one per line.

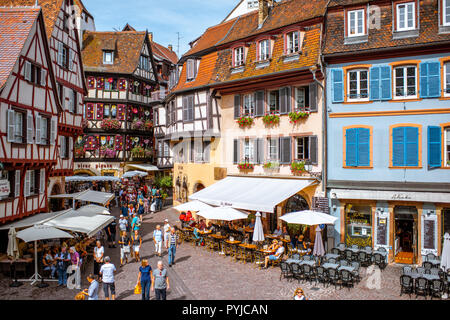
left=445, top=127, right=450, bottom=166
left=347, top=69, right=369, bottom=101
left=58, top=43, right=70, bottom=69
left=396, top=2, right=415, bottom=31
left=392, top=126, right=420, bottom=167
left=445, top=62, right=450, bottom=96
left=102, top=105, right=117, bottom=119
left=285, top=31, right=300, bottom=54
left=444, top=0, right=450, bottom=26
left=268, top=90, right=280, bottom=113
left=164, top=141, right=170, bottom=157
left=103, top=51, right=114, bottom=64
left=348, top=9, right=365, bottom=37
left=247, top=0, right=258, bottom=8
left=40, top=116, right=49, bottom=145
left=60, top=136, right=68, bottom=159
left=258, top=40, right=270, bottom=61
left=266, top=138, right=279, bottom=162
left=296, top=137, right=310, bottom=160
left=7, top=110, right=26, bottom=144
left=394, top=65, right=417, bottom=98
left=244, top=139, right=255, bottom=163
left=140, top=55, right=150, bottom=71
left=186, top=59, right=197, bottom=81
left=294, top=87, right=310, bottom=111
left=68, top=89, right=77, bottom=113
left=243, top=94, right=255, bottom=116
left=104, top=78, right=118, bottom=91
left=345, top=127, right=371, bottom=167
left=234, top=47, right=245, bottom=67
left=24, top=61, right=45, bottom=86
left=182, top=95, right=194, bottom=121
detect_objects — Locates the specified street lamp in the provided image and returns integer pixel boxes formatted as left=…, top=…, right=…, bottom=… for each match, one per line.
left=305, top=160, right=312, bottom=172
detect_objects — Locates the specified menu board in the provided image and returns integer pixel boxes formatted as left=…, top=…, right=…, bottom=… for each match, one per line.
left=423, top=220, right=435, bottom=250
left=376, top=217, right=387, bottom=246
left=312, top=197, right=330, bottom=214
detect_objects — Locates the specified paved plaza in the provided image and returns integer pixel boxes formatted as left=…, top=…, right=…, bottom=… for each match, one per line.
left=0, top=206, right=436, bottom=300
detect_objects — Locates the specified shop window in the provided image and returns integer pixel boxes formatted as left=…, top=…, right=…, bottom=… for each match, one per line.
left=345, top=204, right=372, bottom=247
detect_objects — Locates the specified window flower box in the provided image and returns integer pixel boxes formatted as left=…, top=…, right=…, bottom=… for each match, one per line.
left=74, top=146, right=85, bottom=158
left=144, top=120, right=153, bottom=130
left=262, top=113, right=280, bottom=126
left=263, top=161, right=280, bottom=170
left=238, top=162, right=254, bottom=170
left=131, top=119, right=144, bottom=130
left=100, top=119, right=121, bottom=130
left=289, top=110, right=310, bottom=124
left=236, top=116, right=254, bottom=128
left=290, top=161, right=306, bottom=175
left=131, top=146, right=145, bottom=158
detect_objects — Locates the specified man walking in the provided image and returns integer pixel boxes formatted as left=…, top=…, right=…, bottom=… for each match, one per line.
left=118, top=215, right=128, bottom=234
left=99, top=256, right=116, bottom=300
left=163, top=219, right=171, bottom=249
left=153, top=225, right=163, bottom=257
left=55, top=246, right=71, bottom=286
left=151, top=261, right=170, bottom=300
left=168, top=227, right=179, bottom=267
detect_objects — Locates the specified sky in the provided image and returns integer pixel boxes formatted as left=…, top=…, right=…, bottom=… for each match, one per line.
left=82, top=0, right=239, bottom=59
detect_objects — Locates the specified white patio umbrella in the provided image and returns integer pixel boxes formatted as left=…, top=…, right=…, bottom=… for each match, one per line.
left=440, top=233, right=450, bottom=272
left=279, top=210, right=337, bottom=226
left=196, top=206, right=248, bottom=221
left=313, top=225, right=325, bottom=257
left=252, top=212, right=265, bottom=242
left=7, top=227, right=19, bottom=260
left=174, top=200, right=213, bottom=212
left=16, top=225, right=73, bottom=285
left=76, top=204, right=110, bottom=215
left=122, top=170, right=148, bottom=178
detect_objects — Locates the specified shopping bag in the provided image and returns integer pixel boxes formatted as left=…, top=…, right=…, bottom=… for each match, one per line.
left=150, top=202, right=156, bottom=212
left=134, top=283, right=142, bottom=295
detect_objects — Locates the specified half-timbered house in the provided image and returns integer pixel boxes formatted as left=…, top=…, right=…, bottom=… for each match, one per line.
left=0, top=7, right=61, bottom=223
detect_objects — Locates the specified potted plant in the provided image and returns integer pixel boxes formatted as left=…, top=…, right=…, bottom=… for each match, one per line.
left=262, top=113, right=280, bottom=126
left=100, top=119, right=121, bottom=130
left=236, top=115, right=254, bottom=128
left=288, top=110, right=310, bottom=124
left=290, top=161, right=306, bottom=175
left=263, top=161, right=280, bottom=171
left=144, top=149, right=153, bottom=158
left=74, top=146, right=85, bottom=158
left=238, top=162, right=254, bottom=170
left=131, top=119, right=144, bottom=130
left=131, top=145, right=145, bottom=158
left=144, top=120, right=153, bottom=130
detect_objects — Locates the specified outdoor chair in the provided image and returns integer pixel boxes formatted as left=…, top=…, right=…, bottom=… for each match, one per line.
left=303, top=264, right=316, bottom=285
left=271, top=254, right=284, bottom=268
left=243, top=247, right=253, bottom=264
left=415, top=277, right=429, bottom=299
left=303, top=255, right=311, bottom=261
left=358, top=251, right=370, bottom=267
left=426, top=253, right=437, bottom=262
left=423, top=261, right=433, bottom=271
left=351, top=262, right=361, bottom=282
left=280, top=262, right=293, bottom=281
left=429, top=268, right=440, bottom=276
left=429, top=279, right=444, bottom=299
left=327, top=258, right=337, bottom=265
left=403, top=266, right=413, bottom=274
left=344, top=249, right=354, bottom=262
left=400, top=275, right=414, bottom=297
left=291, top=263, right=303, bottom=283
left=416, top=267, right=426, bottom=275
left=315, top=266, right=328, bottom=287
left=364, top=246, right=372, bottom=253
left=223, top=242, right=232, bottom=257
left=331, top=248, right=340, bottom=256
left=292, top=253, right=301, bottom=261
left=351, top=244, right=359, bottom=250
left=287, top=243, right=296, bottom=256
left=337, top=243, right=346, bottom=250
left=340, top=269, right=354, bottom=290
left=327, top=268, right=340, bottom=290
left=339, top=259, right=349, bottom=267
left=373, top=253, right=387, bottom=270
left=377, top=247, right=387, bottom=253
left=234, top=245, right=245, bottom=262
left=253, top=251, right=265, bottom=269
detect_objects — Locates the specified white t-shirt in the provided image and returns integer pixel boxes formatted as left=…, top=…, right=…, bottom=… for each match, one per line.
left=119, top=219, right=128, bottom=231
left=275, top=246, right=285, bottom=257
left=163, top=224, right=171, bottom=234
left=94, top=246, right=104, bottom=259
left=100, top=263, right=116, bottom=283
left=295, top=295, right=306, bottom=300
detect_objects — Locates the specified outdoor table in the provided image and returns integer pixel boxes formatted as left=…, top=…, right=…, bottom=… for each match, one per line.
left=209, top=235, right=227, bottom=254
left=325, top=253, right=340, bottom=260
left=322, top=263, right=339, bottom=269
left=285, top=259, right=302, bottom=264
left=239, top=244, right=257, bottom=263
left=404, top=273, right=440, bottom=281
left=428, top=259, right=441, bottom=266
left=338, top=266, right=356, bottom=272
left=259, top=249, right=274, bottom=256
left=299, top=260, right=316, bottom=267
left=198, top=230, right=212, bottom=236
left=244, top=228, right=254, bottom=233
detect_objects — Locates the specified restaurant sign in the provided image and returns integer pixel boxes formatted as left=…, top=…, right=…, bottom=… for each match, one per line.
left=0, top=179, right=10, bottom=197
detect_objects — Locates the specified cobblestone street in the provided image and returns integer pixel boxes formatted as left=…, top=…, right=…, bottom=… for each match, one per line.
left=0, top=206, right=437, bottom=300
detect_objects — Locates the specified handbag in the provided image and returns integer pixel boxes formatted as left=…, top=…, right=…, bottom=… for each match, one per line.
left=123, top=245, right=130, bottom=254
left=134, top=283, right=142, bottom=295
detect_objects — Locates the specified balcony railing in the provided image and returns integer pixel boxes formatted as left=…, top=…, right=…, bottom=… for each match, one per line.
left=150, top=90, right=167, bottom=102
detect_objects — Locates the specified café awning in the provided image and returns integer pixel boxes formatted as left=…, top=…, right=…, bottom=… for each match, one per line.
left=49, top=190, right=114, bottom=205
left=0, top=210, right=70, bottom=230
left=330, top=189, right=450, bottom=204
left=189, top=176, right=316, bottom=213
left=124, top=164, right=159, bottom=172
left=65, top=176, right=120, bottom=182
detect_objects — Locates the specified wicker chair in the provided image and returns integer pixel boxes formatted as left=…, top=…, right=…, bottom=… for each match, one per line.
left=327, top=268, right=340, bottom=290
left=280, top=262, right=292, bottom=281
left=339, top=259, right=349, bottom=267
left=303, top=255, right=311, bottom=261
left=331, top=248, right=340, bottom=256
left=423, top=261, right=433, bottom=271
left=416, top=267, right=426, bottom=275
left=292, top=253, right=301, bottom=261
left=327, top=258, right=337, bottom=265
left=429, top=279, right=444, bottom=300
left=253, top=251, right=265, bottom=269
left=429, top=268, right=440, bottom=276
left=402, top=266, right=413, bottom=274
left=351, top=244, right=359, bottom=250
left=340, top=269, right=354, bottom=290
left=351, top=262, right=361, bottom=282
left=373, top=253, right=387, bottom=270
left=291, top=263, right=303, bottom=283
left=303, top=264, right=316, bottom=285
left=400, top=275, right=414, bottom=297
left=344, top=249, right=354, bottom=262
left=415, top=277, right=429, bottom=299
left=315, top=266, right=328, bottom=287
left=234, top=245, right=245, bottom=262
left=425, top=253, right=437, bottom=262
left=271, top=253, right=284, bottom=268
left=358, top=251, right=370, bottom=267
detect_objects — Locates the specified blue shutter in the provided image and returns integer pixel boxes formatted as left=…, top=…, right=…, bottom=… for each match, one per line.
left=370, top=67, right=380, bottom=101
left=357, top=128, right=370, bottom=166
left=392, top=127, right=405, bottom=166
left=331, top=69, right=344, bottom=103
left=380, top=66, right=392, bottom=100
left=345, top=128, right=357, bottom=167
left=428, top=126, right=442, bottom=168
left=405, top=127, right=419, bottom=167
left=420, top=62, right=428, bottom=98
left=427, top=62, right=441, bottom=98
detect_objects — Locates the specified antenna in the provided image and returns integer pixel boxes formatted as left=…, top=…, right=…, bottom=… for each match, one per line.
left=176, top=32, right=183, bottom=57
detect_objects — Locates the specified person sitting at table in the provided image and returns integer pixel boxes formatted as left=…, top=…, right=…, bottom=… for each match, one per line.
left=281, top=226, right=289, bottom=237
left=290, top=234, right=299, bottom=249
left=207, top=222, right=216, bottom=233
left=267, top=240, right=278, bottom=252
left=273, top=226, right=282, bottom=236
left=42, top=249, right=56, bottom=279
left=236, top=223, right=244, bottom=233
left=198, top=219, right=207, bottom=231
left=193, top=227, right=203, bottom=246
left=264, top=241, right=285, bottom=268
left=247, top=218, right=256, bottom=229
left=297, top=235, right=311, bottom=254
left=179, top=211, right=187, bottom=228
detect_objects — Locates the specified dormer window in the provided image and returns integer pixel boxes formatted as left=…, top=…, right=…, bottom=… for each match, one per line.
left=234, top=46, right=245, bottom=67
left=285, top=31, right=300, bottom=54
left=247, top=0, right=258, bottom=9
left=140, top=55, right=150, bottom=71
left=258, top=39, right=270, bottom=61
left=103, top=51, right=114, bottom=65
left=348, top=9, right=365, bottom=37
left=186, top=59, right=197, bottom=81
left=396, top=2, right=416, bottom=31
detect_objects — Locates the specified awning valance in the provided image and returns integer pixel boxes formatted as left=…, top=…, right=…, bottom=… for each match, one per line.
left=0, top=210, right=70, bottom=230
left=124, top=164, right=159, bottom=172
left=65, top=176, right=120, bottom=182
left=330, top=189, right=450, bottom=204
left=189, top=176, right=316, bottom=213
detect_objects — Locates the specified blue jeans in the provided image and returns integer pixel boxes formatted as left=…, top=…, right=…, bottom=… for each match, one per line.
left=155, top=288, right=166, bottom=300
left=156, top=199, right=162, bottom=211
left=141, top=279, right=151, bottom=300
left=168, top=245, right=176, bottom=265
left=44, top=265, right=56, bottom=278
left=57, top=268, right=67, bottom=285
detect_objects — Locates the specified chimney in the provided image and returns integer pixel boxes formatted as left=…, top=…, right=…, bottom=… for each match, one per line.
left=258, top=0, right=269, bottom=27
left=168, top=44, right=173, bottom=51
left=149, top=32, right=153, bottom=42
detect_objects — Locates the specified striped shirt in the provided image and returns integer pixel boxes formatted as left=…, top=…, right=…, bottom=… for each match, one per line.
left=169, top=233, right=179, bottom=246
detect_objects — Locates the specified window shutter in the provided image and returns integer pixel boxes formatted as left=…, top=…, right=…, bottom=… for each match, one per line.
left=251, top=139, right=258, bottom=164
left=7, top=110, right=15, bottom=143
left=428, top=126, right=441, bottom=168
left=15, top=170, right=21, bottom=198
left=24, top=61, right=32, bottom=81
left=420, top=62, right=429, bottom=98
left=67, top=88, right=73, bottom=112
left=50, top=118, right=57, bottom=145
left=255, top=91, right=264, bottom=116
left=69, top=50, right=74, bottom=71
left=35, top=114, right=42, bottom=145
left=188, top=95, right=194, bottom=121
left=58, top=42, right=64, bottom=66
left=59, top=136, right=65, bottom=158
left=69, top=137, right=73, bottom=160
left=24, top=171, right=30, bottom=197
left=96, top=104, right=104, bottom=120
left=203, top=141, right=211, bottom=163
left=392, top=127, right=405, bottom=166
left=233, top=139, right=240, bottom=164
left=234, top=95, right=241, bottom=119
left=380, top=66, right=392, bottom=100
left=345, top=128, right=358, bottom=167
left=27, top=111, right=33, bottom=144
left=285, top=87, right=291, bottom=113
left=279, top=88, right=287, bottom=114
left=40, top=69, right=46, bottom=87
left=309, top=83, right=318, bottom=112
left=190, top=140, right=194, bottom=163
left=182, top=96, right=187, bottom=121
left=309, top=136, right=318, bottom=165
left=357, top=128, right=370, bottom=166
left=40, top=168, right=45, bottom=194
left=370, top=66, right=380, bottom=101
left=427, top=62, right=441, bottom=98
left=257, top=138, right=264, bottom=164
left=86, top=103, right=94, bottom=119
left=331, top=69, right=344, bottom=103
left=279, top=136, right=291, bottom=164
left=405, top=127, right=419, bottom=167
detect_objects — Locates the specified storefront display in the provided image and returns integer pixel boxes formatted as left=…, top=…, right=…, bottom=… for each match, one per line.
left=344, top=204, right=372, bottom=247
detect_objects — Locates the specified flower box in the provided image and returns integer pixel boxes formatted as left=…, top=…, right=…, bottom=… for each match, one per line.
left=263, top=162, right=280, bottom=170
left=238, top=162, right=254, bottom=170
left=131, top=119, right=144, bottom=130
left=262, top=113, right=280, bottom=126
left=288, top=110, right=310, bottom=124
left=290, top=161, right=306, bottom=175
left=236, top=116, right=254, bottom=128
left=100, top=119, right=121, bottom=130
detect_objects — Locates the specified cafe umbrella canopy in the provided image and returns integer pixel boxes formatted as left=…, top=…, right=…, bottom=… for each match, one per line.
left=196, top=206, right=248, bottom=221
left=174, top=200, right=213, bottom=212
left=279, top=210, right=337, bottom=226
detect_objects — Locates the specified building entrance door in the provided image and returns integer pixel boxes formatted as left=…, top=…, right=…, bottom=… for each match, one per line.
left=394, top=206, right=418, bottom=264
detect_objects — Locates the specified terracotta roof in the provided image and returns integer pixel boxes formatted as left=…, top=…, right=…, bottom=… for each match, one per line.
left=0, top=7, right=40, bottom=89
left=150, top=39, right=178, bottom=65
left=323, top=0, right=450, bottom=56
left=328, top=0, right=372, bottom=7
left=0, top=0, right=64, bottom=39
left=73, top=0, right=93, bottom=18
left=82, top=31, right=149, bottom=75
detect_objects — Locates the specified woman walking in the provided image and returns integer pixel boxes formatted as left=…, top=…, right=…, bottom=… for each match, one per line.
left=93, top=241, right=104, bottom=276
left=153, top=225, right=163, bottom=257
left=118, top=231, right=131, bottom=267
left=136, top=259, right=153, bottom=300
left=132, top=230, right=142, bottom=262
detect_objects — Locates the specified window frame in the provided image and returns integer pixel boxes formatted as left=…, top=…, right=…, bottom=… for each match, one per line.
left=12, top=109, right=26, bottom=144
left=233, top=46, right=245, bottom=67
left=257, top=39, right=271, bottom=61
left=393, top=65, right=418, bottom=99
left=39, top=115, right=50, bottom=146
left=267, top=90, right=280, bottom=114
left=244, top=138, right=255, bottom=163
left=295, top=136, right=311, bottom=161
left=389, top=124, right=422, bottom=168
left=347, top=9, right=366, bottom=37
left=444, top=61, right=450, bottom=97
left=243, top=93, right=255, bottom=116
left=285, top=31, right=300, bottom=55
left=294, top=86, right=310, bottom=111
left=103, top=51, right=114, bottom=65
left=444, top=0, right=450, bottom=26
left=347, top=68, right=369, bottom=102
left=267, top=137, right=279, bottom=162
left=396, top=2, right=416, bottom=31
left=444, top=126, right=450, bottom=167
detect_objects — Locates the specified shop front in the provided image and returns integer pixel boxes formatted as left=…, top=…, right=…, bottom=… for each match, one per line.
left=344, top=203, right=373, bottom=248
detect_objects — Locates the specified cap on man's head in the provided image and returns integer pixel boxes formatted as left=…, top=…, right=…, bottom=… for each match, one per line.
left=120, top=214, right=124, bottom=217
left=164, top=219, right=169, bottom=222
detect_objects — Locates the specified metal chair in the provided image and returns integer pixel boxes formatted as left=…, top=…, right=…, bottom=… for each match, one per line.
left=315, top=266, right=328, bottom=287
left=344, top=249, right=354, bottom=262
left=425, top=253, right=437, bottom=262
left=327, top=258, right=337, bottom=265
left=291, top=263, right=303, bottom=283
left=358, top=251, right=370, bottom=267
left=429, top=279, right=444, bottom=300
left=280, top=262, right=292, bottom=281
left=415, top=277, right=429, bottom=299
left=402, top=266, right=413, bottom=274
left=429, top=268, right=440, bottom=276
left=423, top=261, right=433, bottom=271
left=351, top=262, right=361, bottom=282
left=327, top=268, right=340, bottom=289
left=331, top=248, right=340, bottom=256
left=292, top=253, right=300, bottom=261
left=416, top=267, right=426, bottom=275
left=400, top=275, right=414, bottom=297
left=339, top=259, right=349, bottom=267
left=303, top=264, right=316, bottom=285
left=340, top=269, right=354, bottom=290
left=373, top=253, right=387, bottom=270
